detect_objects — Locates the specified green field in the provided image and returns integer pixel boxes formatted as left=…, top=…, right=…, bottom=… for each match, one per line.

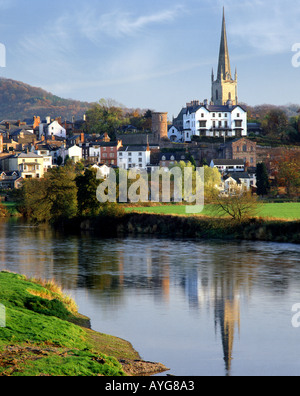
left=124, top=203, right=300, bottom=220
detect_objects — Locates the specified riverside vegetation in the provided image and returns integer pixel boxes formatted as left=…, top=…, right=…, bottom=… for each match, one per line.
left=2, top=160, right=298, bottom=244
left=0, top=271, right=167, bottom=376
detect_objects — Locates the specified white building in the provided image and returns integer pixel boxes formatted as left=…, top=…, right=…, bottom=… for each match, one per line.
left=91, top=164, right=111, bottom=179
left=117, top=146, right=151, bottom=170
left=182, top=101, right=247, bottom=142
left=39, top=119, right=66, bottom=140
left=59, top=145, right=82, bottom=164
left=210, top=159, right=245, bottom=173
left=168, top=125, right=184, bottom=143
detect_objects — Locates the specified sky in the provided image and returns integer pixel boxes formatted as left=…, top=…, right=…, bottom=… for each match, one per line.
left=0, top=0, right=299, bottom=119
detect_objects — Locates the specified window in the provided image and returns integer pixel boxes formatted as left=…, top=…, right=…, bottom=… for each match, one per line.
left=219, top=121, right=222, bottom=127
left=213, top=113, right=216, bottom=118
left=219, top=113, right=222, bottom=118
left=199, top=121, right=207, bottom=128
left=201, top=113, right=204, bottom=118
left=237, top=146, right=240, bottom=152
left=250, top=157, right=254, bottom=164
left=237, top=113, right=240, bottom=118
left=243, top=145, right=247, bottom=152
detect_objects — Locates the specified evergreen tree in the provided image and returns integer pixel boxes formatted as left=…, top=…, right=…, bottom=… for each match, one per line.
left=76, top=168, right=102, bottom=216
left=256, top=162, right=270, bottom=196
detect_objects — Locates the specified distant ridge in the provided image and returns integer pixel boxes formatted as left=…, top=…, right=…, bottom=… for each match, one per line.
left=0, top=77, right=93, bottom=121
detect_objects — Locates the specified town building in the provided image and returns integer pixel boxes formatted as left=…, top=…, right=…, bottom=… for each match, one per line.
left=223, top=137, right=257, bottom=167
left=210, top=159, right=245, bottom=173
left=100, top=140, right=123, bottom=166
left=39, top=117, right=67, bottom=140
left=118, top=145, right=151, bottom=170
left=1, top=152, right=45, bottom=179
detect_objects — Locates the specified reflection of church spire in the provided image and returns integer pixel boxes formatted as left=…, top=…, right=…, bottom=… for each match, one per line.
left=214, top=287, right=240, bottom=375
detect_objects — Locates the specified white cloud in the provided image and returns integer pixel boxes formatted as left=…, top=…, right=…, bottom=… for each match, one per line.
left=76, top=5, right=184, bottom=42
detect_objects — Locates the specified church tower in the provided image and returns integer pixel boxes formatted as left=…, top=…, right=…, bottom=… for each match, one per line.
left=212, top=8, right=238, bottom=106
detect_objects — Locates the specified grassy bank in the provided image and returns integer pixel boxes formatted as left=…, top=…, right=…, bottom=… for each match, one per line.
left=123, top=203, right=300, bottom=221
left=0, top=271, right=167, bottom=376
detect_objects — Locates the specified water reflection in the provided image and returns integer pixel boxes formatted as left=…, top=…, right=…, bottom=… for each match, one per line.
left=0, top=220, right=300, bottom=375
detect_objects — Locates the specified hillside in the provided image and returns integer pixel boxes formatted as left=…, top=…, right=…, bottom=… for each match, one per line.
left=0, top=78, right=93, bottom=121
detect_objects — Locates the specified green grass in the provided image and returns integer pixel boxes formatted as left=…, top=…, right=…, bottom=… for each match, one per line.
left=2, top=202, right=19, bottom=216
left=0, top=271, right=126, bottom=376
left=124, top=202, right=300, bottom=220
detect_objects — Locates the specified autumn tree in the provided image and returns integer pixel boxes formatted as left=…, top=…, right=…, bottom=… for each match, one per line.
left=261, top=109, right=288, bottom=138
left=85, top=99, right=124, bottom=140
left=277, top=152, right=300, bottom=197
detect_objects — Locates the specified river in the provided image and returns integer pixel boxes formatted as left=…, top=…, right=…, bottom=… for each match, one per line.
left=0, top=219, right=300, bottom=376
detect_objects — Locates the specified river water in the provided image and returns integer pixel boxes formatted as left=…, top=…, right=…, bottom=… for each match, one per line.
left=0, top=219, right=300, bottom=376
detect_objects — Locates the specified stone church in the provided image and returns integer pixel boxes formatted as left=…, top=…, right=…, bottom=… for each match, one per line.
left=169, top=8, right=247, bottom=143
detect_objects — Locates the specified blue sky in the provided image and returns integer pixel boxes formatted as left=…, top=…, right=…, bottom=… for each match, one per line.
left=0, top=0, right=299, bottom=118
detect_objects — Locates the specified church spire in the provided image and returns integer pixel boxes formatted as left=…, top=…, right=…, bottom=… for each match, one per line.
left=217, top=7, right=232, bottom=81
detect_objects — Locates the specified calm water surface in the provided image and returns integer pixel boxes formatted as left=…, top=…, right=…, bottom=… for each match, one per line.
left=1, top=220, right=300, bottom=376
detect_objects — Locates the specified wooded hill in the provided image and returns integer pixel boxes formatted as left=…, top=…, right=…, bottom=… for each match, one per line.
left=0, top=77, right=93, bottom=121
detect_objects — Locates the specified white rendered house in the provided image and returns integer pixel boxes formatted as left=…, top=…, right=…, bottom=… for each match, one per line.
left=183, top=102, right=247, bottom=142
left=117, top=146, right=151, bottom=170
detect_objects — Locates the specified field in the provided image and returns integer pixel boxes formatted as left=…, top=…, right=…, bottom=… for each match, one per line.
left=124, top=203, right=300, bottom=220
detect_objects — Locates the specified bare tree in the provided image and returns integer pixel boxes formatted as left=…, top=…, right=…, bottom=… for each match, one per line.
left=212, top=187, right=261, bottom=222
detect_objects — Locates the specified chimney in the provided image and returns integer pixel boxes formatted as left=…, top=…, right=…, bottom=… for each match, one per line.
left=52, top=134, right=55, bottom=141
left=80, top=133, right=85, bottom=144
left=33, top=116, right=41, bottom=129
left=46, top=116, right=51, bottom=124
left=5, top=122, right=10, bottom=131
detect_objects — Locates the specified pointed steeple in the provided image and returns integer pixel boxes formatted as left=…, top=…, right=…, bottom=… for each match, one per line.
left=217, top=7, right=232, bottom=81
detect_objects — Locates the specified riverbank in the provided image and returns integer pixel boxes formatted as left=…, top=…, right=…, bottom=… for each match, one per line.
left=0, top=271, right=168, bottom=376
left=58, top=212, right=300, bottom=244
